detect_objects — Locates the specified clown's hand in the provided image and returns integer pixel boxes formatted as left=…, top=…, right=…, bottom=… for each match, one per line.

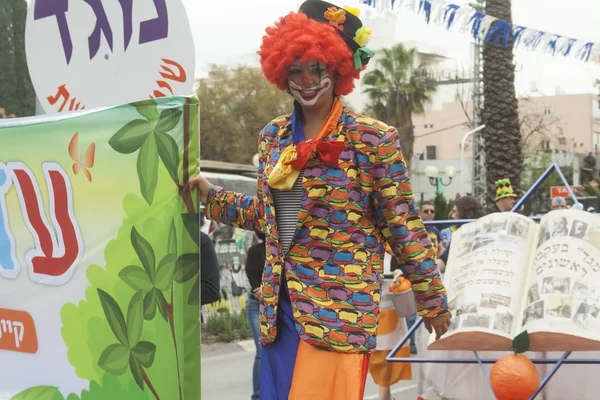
left=188, top=175, right=213, bottom=204
left=423, top=312, right=452, bottom=340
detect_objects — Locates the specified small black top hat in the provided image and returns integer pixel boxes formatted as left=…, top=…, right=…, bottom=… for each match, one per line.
left=299, top=0, right=373, bottom=68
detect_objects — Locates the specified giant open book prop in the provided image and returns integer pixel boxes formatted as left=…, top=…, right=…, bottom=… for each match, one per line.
left=429, top=210, right=600, bottom=351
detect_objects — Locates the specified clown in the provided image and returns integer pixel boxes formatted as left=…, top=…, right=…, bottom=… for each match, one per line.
left=190, top=1, right=450, bottom=398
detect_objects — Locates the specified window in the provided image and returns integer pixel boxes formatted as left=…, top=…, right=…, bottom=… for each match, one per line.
left=540, top=140, right=551, bottom=150
left=544, top=106, right=552, bottom=116
left=558, top=137, right=566, bottom=145
left=426, top=145, right=437, bottom=160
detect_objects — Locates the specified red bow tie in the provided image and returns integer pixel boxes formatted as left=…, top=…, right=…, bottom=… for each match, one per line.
left=287, top=140, right=345, bottom=170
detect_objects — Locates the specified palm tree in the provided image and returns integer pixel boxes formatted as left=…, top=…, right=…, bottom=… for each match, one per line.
left=361, top=44, right=436, bottom=167
left=481, top=0, right=523, bottom=206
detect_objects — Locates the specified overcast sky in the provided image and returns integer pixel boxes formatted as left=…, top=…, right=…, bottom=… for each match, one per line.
left=183, top=0, right=600, bottom=95
left=23, top=0, right=600, bottom=95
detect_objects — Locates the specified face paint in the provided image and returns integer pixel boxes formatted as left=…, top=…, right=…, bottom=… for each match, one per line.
left=288, top=76, right=332, bottom=107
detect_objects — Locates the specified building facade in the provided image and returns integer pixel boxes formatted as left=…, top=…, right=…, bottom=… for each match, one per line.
left=413, top=93, right=600, bottom=162
left=409, top=94, right=599, bottom=200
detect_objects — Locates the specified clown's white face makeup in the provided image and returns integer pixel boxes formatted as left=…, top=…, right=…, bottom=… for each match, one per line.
left=287, top=60, right=333, bottom=108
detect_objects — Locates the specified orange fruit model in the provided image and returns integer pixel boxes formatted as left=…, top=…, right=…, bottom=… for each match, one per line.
left=388, top=276, right=412, bottom=293
left=490, top=353, right=540, bottom=400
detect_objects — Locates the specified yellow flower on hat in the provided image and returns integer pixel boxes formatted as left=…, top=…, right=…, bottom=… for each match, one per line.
left=343, top=5, right=360, bottom=17
left=354, top=26, right=372, bottom=47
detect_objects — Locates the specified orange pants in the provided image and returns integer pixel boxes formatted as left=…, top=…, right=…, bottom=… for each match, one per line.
left=288, top=340, right=371, bottom=400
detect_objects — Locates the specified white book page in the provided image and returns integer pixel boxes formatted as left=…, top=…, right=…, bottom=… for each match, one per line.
left=520, top=210, right=600, bottom=341
left=435, top=212, right=537, bottom=343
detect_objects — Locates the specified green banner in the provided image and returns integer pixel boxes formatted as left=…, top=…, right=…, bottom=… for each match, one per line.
left=0, top=96, right=200, bottom=400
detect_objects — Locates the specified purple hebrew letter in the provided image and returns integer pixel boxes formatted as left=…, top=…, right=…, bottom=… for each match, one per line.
left=34, top=0, right=73, bottom=64
left=83, top=0, right=114, bottom=60
left=117, top=0, right=133, bottom=51
left=139, top=0, right=168, bottom=44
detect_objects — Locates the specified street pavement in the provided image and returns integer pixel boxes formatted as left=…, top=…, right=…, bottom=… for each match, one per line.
left=201, top=341, right=420, bottom=400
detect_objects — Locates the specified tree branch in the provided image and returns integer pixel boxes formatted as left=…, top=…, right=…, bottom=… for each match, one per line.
left=454, top=74, right=473, bottom=125
left=519, top=97, right=562, bottom=154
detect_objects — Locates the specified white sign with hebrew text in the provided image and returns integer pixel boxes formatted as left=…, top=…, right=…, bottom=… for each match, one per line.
left=26, top=0, right=195, bottom=114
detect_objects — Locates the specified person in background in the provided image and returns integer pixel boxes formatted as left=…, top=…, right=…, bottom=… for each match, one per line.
left=551, top=197, right=568, bottom=211
left=199, top=218, right=221, bottom=324
left=438, top=208, right=456, bottom=273
left=487, top=178, right=518, bottom=213
left=418, top=201, right=444, bottom=263
left=398, top=200, right=444, bottom=353
left=583, top=152, right=597, bottom=182
left=438, top=196, right=486, bottom=270
left=416, top=196, right=486, bottom=400
left=369, top=200, right=444, bottom=398
left=244, top=229, right=261, bottom=253
left=200, top=230, right=221, bottom=306
left=245, top=231, right=267, bottom=400
left=200, top=206, right=211, bottom=235
left=368, top=267, right=412, bottom=400
left=389, top=258, right=417, bottom=355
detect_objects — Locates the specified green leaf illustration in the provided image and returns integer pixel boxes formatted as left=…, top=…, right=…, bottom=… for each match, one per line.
left=155, top=108, right=182, bottom=134
left=182, top=213, right=200, bottom=246
left=65, top=394, right=79, bottom=400
left=129, top=355, right=145, bottom=391
left=154, top=253, right=176, bottom=291
left=134, top=102, right=159, bottom=123
left=187, top=276, right=200, bottom=305
left=168, top=219, right=178, bottom=256
left=118, top=266, right=153, bottom=292
left=126, top=292, right=144, bottom=347
left=10, top=386, right=65, bottom=400
left=130, top=227, right=156, bottom=282
left=132, top=341, right=157, bottom=368
left=143, top=290, right=157, bottom=320
left=155, top=131, right=180, bottom=181
left=174, top=253, right=199, bottom=283
left=109, top=120, right=151, bottom=154
left=156, top=289, right=169, bottom=321
left=137, top=133, right=159, bottom=205
left=98, top=343, right=130, bottom=375
left=512, top=330, right=530, bottom=354
left=97, top=289, right=129, bottom=346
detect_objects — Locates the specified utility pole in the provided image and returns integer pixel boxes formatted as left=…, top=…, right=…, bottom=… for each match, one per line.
left=470, top=0, right=487, bottom=201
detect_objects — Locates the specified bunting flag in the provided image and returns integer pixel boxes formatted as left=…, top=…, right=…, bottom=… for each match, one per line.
left=359, top=0, right=600, bottom=63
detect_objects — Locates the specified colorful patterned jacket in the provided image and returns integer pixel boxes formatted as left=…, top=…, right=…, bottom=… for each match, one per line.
left=206, top=106, right=448, bottom=354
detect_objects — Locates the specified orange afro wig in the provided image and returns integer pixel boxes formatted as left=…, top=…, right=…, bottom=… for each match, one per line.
left=258, top=11, right=363, bottom=97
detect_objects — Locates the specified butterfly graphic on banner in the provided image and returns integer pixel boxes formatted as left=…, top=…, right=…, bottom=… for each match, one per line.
left=68, top=133, right=96, bottom=183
